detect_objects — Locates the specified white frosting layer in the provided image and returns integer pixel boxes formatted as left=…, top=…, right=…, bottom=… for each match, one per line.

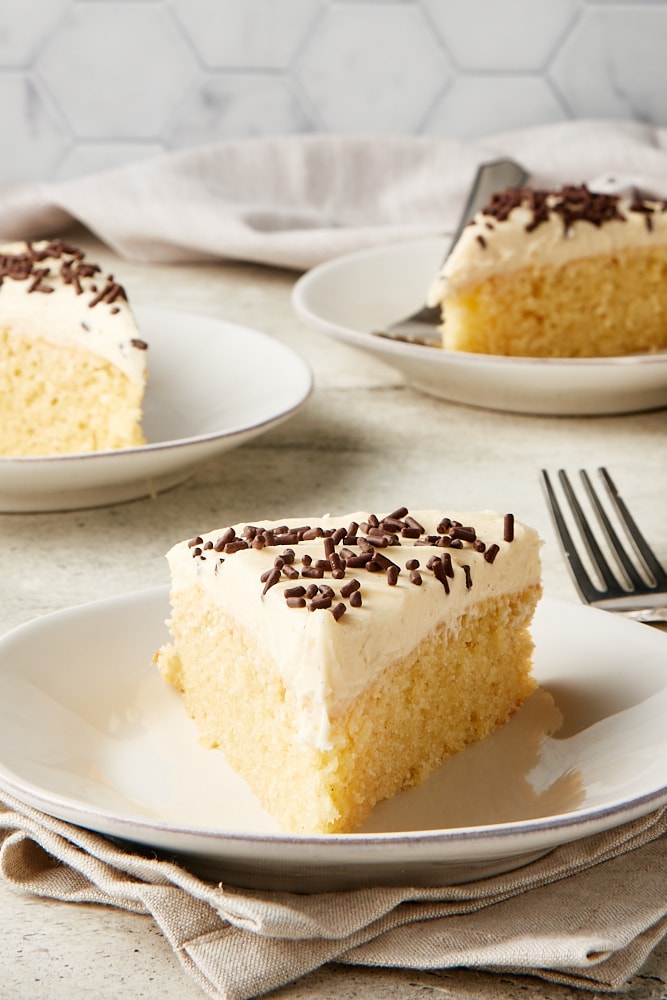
left=0, top=240, right=147, bottom=384
left=165, top=509, right=542, bottom=749
left=428, top=192, right=667, bottom=300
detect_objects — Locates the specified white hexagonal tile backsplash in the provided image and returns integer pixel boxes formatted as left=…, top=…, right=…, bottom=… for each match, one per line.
left=170, top=0, right=324, bottom=70
left=550, top=5, right=667, bottom=123
left=0, top=0, right=664, bottom=183
left=0, top=73, right=67, bottom=181
left=292, top=3, right=451, bottom=132
left=422, top=0, right=581, bottom=72
left=35, top=3, right=199, bottom=139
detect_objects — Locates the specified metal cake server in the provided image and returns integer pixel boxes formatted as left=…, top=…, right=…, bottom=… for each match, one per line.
left=376, top=157, right=529, bottom=346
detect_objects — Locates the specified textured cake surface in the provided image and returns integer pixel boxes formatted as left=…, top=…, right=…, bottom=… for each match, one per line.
left=428, top=185, right=667, bottom=358
left=156, top=508, right=543, bottom=834
left=0, top=239, right=147, bottom=456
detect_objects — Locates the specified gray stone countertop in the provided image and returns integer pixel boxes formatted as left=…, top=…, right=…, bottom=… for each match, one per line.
left=1, top=232, right=666, bottom=999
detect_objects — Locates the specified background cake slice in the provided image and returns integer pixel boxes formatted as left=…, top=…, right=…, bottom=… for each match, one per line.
left=0, top=239, right=147, bottom=456
left=155, top=507, right=542, bottom=835
left=428, top=184, right=667, bottom=358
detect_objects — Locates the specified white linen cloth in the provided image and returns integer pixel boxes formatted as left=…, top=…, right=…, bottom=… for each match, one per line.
left=1, top=791, right=666, bottom=1000
left=1, top=119, right=667, bottom=270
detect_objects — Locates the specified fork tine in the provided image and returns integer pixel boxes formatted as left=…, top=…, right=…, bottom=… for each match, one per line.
left=540, top=470, right=601, bottom=603
left=598, top=467, right=667, bottom=586
left=557, top=469, right=620, bottom=593
left=542, top=467, right=667, bottom=619
left=580, top=469, right=646, bottom=590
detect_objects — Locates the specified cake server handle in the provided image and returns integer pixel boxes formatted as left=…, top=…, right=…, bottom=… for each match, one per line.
left=376, top=158, right=530, bottom=342
left=446, top=158, right=530, bottom=261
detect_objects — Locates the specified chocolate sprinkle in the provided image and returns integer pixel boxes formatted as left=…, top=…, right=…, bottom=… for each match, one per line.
left=480, top=183, right=667, bottom=239
left=0, top=240, right=148, bottom=354
left=261, top=567, right=281, bottom=595
left=190, top=508, right=519, bottom=622
left=310, top=593, right=333, bottom=610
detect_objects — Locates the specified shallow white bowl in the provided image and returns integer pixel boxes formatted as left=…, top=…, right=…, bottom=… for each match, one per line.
left=0, top=306, right=312, bottom=512
left=292, top=237, right=667, bottom=416
left=0, top=588, right=665, bottom=892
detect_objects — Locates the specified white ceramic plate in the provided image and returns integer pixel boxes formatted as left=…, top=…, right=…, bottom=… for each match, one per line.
left=0, top=588, right=666, bottom=892
left=0, top=306, right=312, bottom=513
left=292, top=238, right=667, bottom=416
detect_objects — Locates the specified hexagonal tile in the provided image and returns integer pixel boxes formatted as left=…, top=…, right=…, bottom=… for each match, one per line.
left=35, top=4, right=198, bottom=139
left=165, top=73, right=314, bottom=146
left=0, top=0, right=69, bottom=67
left=0, top=73, right=67, bottom=183
left=422, top=0, right=581, bottom=72
left=54, top=141, right=166, bottom=181
left=550, top=6, right=667, bottom=123
left=425, top=74, right=567, bottom=139
left=293, top=4, right=451, bottom=132
left=169, top=0, right=324, bottom=70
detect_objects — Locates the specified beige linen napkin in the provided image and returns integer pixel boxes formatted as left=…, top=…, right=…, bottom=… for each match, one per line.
left=1, top=790, right=666, bottom=1000
left=1, top=119, right=667, bottom=270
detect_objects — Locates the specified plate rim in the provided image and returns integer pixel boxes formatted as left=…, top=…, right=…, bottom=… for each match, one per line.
left=0, top=303, right=313, bottom=465
left=0, top=586, right=666, bottom=856
left=292, top=235, right=667, bottom=371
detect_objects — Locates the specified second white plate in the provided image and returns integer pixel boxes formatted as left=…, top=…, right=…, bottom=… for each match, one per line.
left=0, top=306, right=312, bottom=512
left=292, top=238, right=667, bottom=416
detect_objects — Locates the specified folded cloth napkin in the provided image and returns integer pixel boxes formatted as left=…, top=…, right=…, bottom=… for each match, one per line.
left=1, top=119, right=667, bottom=270
left=1, top=791, right=666, bottom=1000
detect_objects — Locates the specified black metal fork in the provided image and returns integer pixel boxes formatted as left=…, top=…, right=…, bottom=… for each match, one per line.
left=541, top=467, right=667, bottom=623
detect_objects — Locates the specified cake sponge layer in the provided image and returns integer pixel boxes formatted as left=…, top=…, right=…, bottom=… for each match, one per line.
left=442, top=247, right=667, bottom=357
left=157, top=583, right=539, bottom=834
left=0, top=331, right=145, bottom=455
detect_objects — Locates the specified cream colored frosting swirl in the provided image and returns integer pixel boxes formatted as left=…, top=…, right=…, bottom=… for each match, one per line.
left=0, top=239, right=147, bottom=384
left=165, top=509, right=542, bottom=749
left=429, top=188, right=667, bottom=300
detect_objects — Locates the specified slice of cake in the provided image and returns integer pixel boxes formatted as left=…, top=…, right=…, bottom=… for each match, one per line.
left=155, top=507, right=542, bottom=835
left=0, top=239, right=148, bottom=456
left=428, top=185, right=667, bottom=358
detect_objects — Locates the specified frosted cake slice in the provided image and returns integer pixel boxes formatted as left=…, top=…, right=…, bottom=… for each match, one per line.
left=0, top=239, right=147, bottom=456
left=428, top=184, right=667, bottom=358
left=155, top=507, right=542, bottom=834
